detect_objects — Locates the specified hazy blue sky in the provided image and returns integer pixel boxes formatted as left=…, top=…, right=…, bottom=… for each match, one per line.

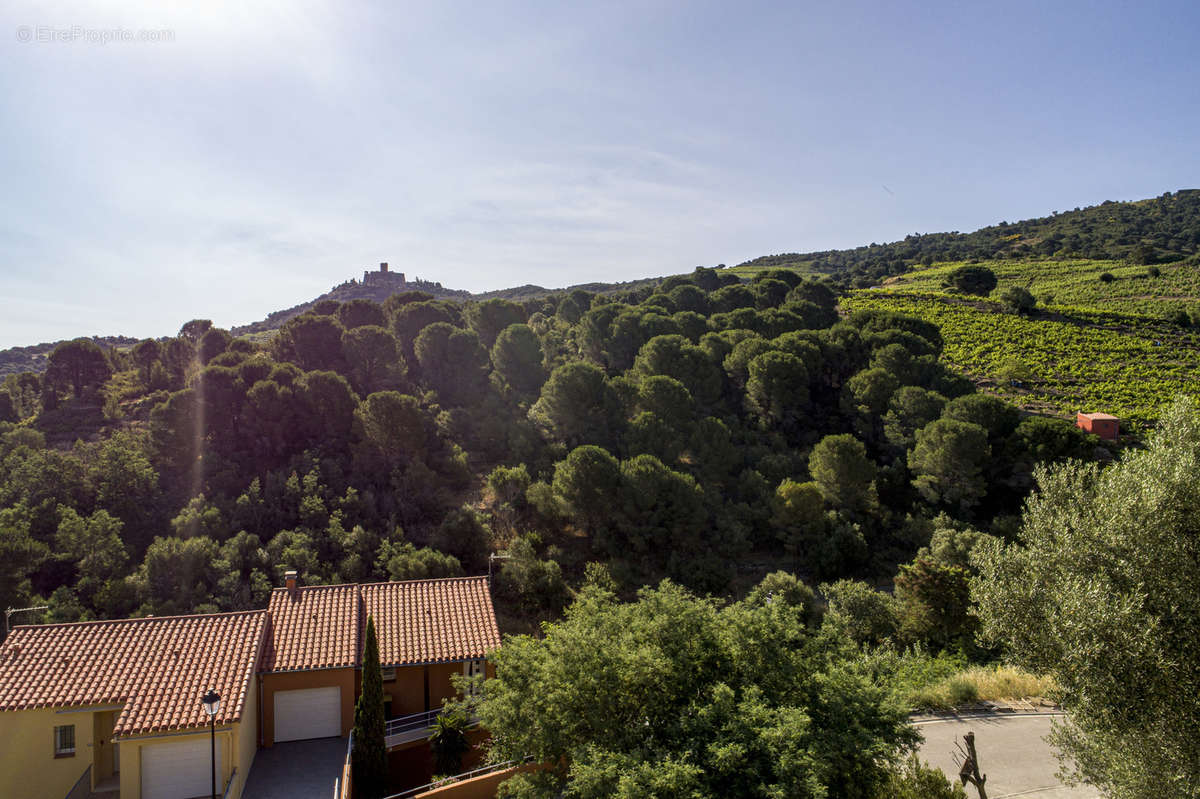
left=2, top=0, right=1198, bottom=347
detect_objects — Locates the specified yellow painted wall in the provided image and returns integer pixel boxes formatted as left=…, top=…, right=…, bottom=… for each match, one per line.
left=117, top=726, right=238, bottom=799
left=231, top=672, right=259, bottom=799
left=259, top=668, right=356, bottom=746
left=0, top=706, right=97, bottom=799
left=0, top=706, right=253, bottom=799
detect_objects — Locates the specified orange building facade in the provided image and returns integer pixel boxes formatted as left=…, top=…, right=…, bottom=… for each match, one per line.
left=1076, top=412, right=1119, bottom=440
left=258, top=573, right=501, bottom=753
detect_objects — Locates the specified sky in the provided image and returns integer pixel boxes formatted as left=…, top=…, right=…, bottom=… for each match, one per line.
left=1, top=0, right=1199, bottom=348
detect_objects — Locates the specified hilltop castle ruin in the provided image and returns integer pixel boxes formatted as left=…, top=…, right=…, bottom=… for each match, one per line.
left=363, top=262, right=406, bottom=287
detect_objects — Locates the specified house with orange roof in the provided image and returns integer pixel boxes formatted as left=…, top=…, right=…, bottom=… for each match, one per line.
left=0, top=573, right=501, bottom=799
left=0, top=610, right=266, bottom=799
left=259, top=573, right=500, bottom=777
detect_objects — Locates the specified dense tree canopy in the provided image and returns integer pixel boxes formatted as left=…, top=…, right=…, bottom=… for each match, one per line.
left=44, top=339, right=112, bottom=399
left=973, top=397, right=1200, bottom=798
left=0, top=267, right=1105, bottom=668
left=479, top=576, right=917, bottom=799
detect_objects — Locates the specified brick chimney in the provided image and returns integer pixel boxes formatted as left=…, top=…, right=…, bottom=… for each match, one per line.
left=284, top=569, right=298, bottom=594
left=380, top=262, right=389, bottom=274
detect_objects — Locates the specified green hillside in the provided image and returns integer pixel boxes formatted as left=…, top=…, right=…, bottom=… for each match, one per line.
left=844, top=258, right=1200, bottom=428
left=886, top=258, right=1200, bottom=318
left=739, top=189, right=1200, bottom=286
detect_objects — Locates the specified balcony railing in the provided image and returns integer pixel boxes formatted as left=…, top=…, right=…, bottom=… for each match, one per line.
left=384, top=706, right=447, bottom=748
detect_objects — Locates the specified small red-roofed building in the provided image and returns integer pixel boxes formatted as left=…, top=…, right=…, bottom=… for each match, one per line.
left=1076, top=411, right=1120, bottom=440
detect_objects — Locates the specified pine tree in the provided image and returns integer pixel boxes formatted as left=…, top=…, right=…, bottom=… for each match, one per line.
left=352, top=615, right=388, bottom=798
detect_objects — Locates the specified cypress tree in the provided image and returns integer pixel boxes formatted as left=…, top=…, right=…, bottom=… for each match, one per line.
left=353, top=615, right=388, bottom=798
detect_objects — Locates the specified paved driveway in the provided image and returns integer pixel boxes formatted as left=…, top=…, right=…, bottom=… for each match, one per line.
left=916, top=714, right=1099, bottom=799
left=242, top=737, right=348, bottom=799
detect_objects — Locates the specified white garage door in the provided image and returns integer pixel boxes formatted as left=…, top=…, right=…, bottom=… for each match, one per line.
left=142, top=736, right=223, bottom=799
left=274, top=686, right=342, bottom=742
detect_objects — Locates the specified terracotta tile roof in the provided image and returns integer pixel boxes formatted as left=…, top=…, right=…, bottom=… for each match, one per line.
left=360, top=577, right=500, bottom=667
left=0, top=577, right=499, bottom=734
left=260, top=584, right=360, bottom=672
left=0, top=611, right=266, bottom=737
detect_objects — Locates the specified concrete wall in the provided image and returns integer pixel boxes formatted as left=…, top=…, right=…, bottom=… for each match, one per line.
left=412, top=765, right=530, bottom=799
left=340, top=757, right=352, bottom=799
left=259, top=668, right=356, bottom=746
left=388, top=742, right=434, bottom=793
left=0, top=706, right=96, bottom=799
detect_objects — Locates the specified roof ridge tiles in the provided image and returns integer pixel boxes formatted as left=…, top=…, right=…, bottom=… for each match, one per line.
left=1, top=609, right=268, bottom=737
left=358, top=575, right=489, bottom=588
left=8, top=608, right=267, bottom=632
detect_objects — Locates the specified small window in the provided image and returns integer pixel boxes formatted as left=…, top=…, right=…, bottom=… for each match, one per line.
left=463, top=659, right=485, bottom=695
left=380, top=667, right=396, bottom=682
left=54, top=725, right=75, bottom=757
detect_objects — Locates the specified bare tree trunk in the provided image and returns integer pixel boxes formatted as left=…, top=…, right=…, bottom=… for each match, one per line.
left=957, top=731, right=988, bottom=799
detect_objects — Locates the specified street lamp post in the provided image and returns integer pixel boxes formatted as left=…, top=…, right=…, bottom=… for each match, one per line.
left=202, top=689, right=221, bottom=799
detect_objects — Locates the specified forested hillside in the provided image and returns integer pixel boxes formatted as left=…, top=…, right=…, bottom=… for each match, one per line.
left=0, top=335, right=140, bottom=378
left=1, top=269, right=1106, bottom=648
left=230, top=273, right=662, bottom=338
left=741, top=188, right=1200, bottom=286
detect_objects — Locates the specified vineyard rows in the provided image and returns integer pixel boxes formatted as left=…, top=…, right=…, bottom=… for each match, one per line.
left=843, top=286, right=1200, bottom=428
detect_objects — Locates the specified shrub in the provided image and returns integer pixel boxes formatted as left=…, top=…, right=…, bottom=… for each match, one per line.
left=945, top=675, right=979, bottom=705
left=875, top=755, right=968, bottom=799
left=494, top=535, right=569, bottom=615
left=997, top=358, right=1035, bottom=383
left=1147, top=266, right=1162, bottom=277
left=428, top=707, right=471, bottom=777
left=945, top=265, right=997, bottom=296
left=1167, top=309, right=1191, bottom=328
left=901, top=664, right=1057, bottom=710
left=997, top=286, right=1036, bottom=315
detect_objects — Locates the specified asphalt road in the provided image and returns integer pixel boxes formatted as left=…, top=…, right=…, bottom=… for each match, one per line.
left=915, top=714, right=1100, bottom=799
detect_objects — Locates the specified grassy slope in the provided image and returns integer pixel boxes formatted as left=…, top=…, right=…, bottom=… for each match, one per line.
left=719, top=261, right=832, bottom=280
left=844, top=259, right=1200, bottom=428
